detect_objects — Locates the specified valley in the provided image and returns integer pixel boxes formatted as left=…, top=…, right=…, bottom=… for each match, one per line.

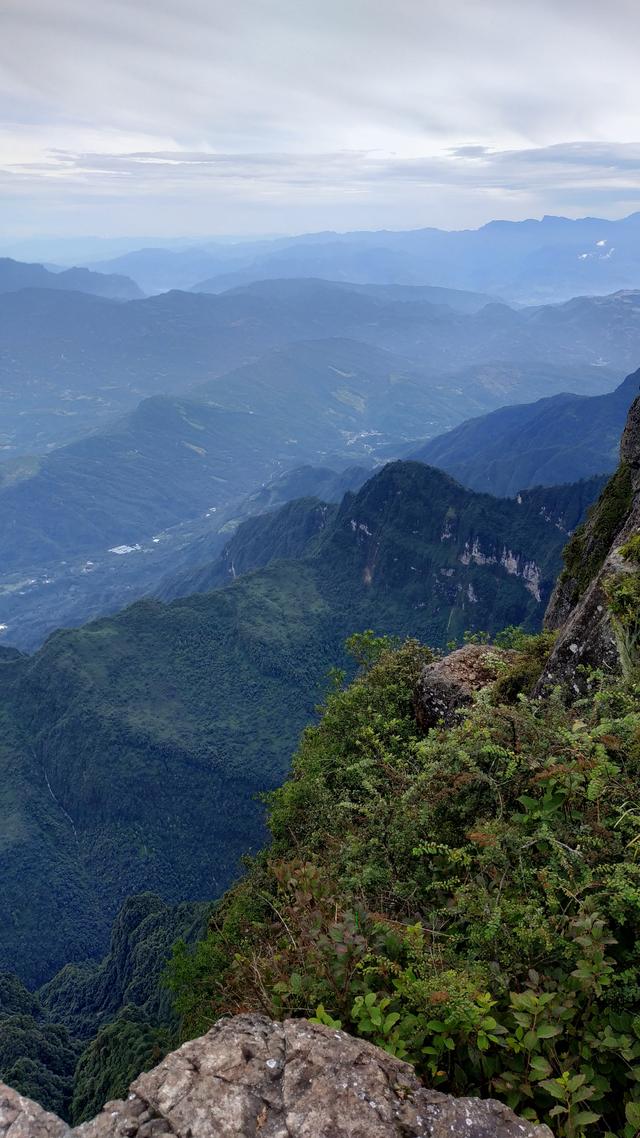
left=1, top=277, right=639, bottom=649
left=2, top=276, right=638, bottom=457
left=4, top=5, right=640, bottom=1134
left=0, top=459, right=576, bottom=989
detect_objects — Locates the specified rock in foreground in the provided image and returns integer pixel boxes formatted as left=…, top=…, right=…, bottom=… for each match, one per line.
left=416, top=643, right=513, bottom=730
left=0, top=1014, right=552, bottom=1136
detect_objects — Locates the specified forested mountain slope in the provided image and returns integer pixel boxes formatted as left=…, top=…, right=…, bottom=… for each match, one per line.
left=414, top=366, right=640, bottom=494
left=0, top=463, right=371, bottom=653
left=158, top=497, right=338, bottom=601
left=163, top=393, right=640, bottom=1138
left=0, top=461, right=571, bottom=988
left=0, top=893, right=207, bottom=1121
left=3, top=400, right=637, bottom=1131
left=160, top=472, right=605, bottom=605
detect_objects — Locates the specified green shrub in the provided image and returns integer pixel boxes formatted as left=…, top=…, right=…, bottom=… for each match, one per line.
left=560, top=463, right=633, bottom=604
left=603, top=533, right=640, bottom=678
left=167, top=635, right=640, bottom=1136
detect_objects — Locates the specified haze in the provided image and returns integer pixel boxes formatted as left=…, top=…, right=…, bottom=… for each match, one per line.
left=1, top=0, right=640, bottom=240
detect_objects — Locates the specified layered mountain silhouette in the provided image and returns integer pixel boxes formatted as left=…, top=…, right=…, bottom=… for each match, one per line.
left=0, top=322, right=631, bottom=647
left=2, top=278, right=638, bottom=457
left=0, top=257, right=142, bottom=300
left=414, top=366, right=640, bottom=495
left=85, top=212, right=640, bottom=302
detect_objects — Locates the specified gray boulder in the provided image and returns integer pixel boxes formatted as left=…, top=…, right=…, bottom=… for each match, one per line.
left=0, top=1014, right=552, bottom=1137
left=416, top=643, right=514, bottom=730
left=0, top=1083, right=69, bottom=1137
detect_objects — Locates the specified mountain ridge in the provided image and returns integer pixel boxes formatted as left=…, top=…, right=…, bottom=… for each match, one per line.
left=82, top=211, right=640, bottom=301
left=0, top=458, right=573, bottom=988
left=3, top=278, right=637, bottom=459
left=412, top=365, right=640, bottom=494
left=0, top=257, right=142, bottom=301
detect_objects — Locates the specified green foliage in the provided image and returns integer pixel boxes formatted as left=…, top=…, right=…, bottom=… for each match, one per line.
left=39, top=893, right=209, bottom=1040
left=168, top=634, right=640, bottom=1137
left=0, top=975, right=81, bottom=1120
left=0, top=895, right=207, bottom=1123
left=604, top=574, right=640, bottom=679
left=490, top=627, right=557, bottom=702
left=0, top=460, right=568, bottom=988
left=602, top=533, right=640, bottom=679
left=620, top=534, right=640, bottom=564
left=344, top=629, right=401, bottom=668
left=70, top=1012, right=172, bottom=1123
left=561, top=462, right=634, bottom=604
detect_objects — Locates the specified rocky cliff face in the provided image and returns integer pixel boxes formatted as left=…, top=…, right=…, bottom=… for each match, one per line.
left=0, top=1014, right=552, bottom=1137
left=535, top=393, right=640, bottom=696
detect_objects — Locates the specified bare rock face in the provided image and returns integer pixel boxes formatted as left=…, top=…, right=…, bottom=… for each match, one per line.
left=0, top=1014, right=552, bottom=1137
left=0, top=1083, right=70, bottom=1137
left=416, top=643, right=514, bottom=730
left=536, top=394, right=640, bottom=698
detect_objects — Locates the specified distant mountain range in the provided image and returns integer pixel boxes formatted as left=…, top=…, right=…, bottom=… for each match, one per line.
left=0, top=303, right=636, bottom=647
left=0, top=458, right=582, bottom=987
left=0, top=327, right=497, bottom=646
left=1, top=278, right=638, bottom=457
left=80, top=212, right=640, bottom=302
left=414, top=366, right=640, bottom=495
left=0, top=257, right=142, bottom=300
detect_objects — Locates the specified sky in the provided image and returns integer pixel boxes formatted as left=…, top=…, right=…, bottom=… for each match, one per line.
left=1, top=0, right=640, bottom=241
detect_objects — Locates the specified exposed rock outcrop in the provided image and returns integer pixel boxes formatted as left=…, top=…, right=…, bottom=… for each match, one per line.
left=0, top=1084, right=69, bottom=1137
left=535, top=393, right=640, bottom=697
left=416, top=643, right=514, bottom=729
left=0, top=1014, right=552, bottom=1137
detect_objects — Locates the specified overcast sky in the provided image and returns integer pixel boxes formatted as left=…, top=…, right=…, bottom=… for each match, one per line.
left=1, top=0, right=639, bottom=240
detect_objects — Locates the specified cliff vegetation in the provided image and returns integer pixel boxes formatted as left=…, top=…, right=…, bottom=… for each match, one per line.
left=168, top=630, right=640, bottom=1138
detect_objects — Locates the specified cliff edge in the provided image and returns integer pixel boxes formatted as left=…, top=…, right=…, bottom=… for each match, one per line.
left=536, top=392, right=640, bottom=696
left=0, top=1014, right=551, bottom=1137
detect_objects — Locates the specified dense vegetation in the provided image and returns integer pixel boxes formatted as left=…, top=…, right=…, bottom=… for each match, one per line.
left=0, top=973, right=81, bottom=1119
left=1, top=424, right=637, bottom=1133
left=158, top=497, right=339, bottom=600
left=0, top=894, right=208, bottom=1122
left=168, top=630, right=640, bottom=1137
left=0, top=461, right=571, bottom=986
left=560, top=462, right=634, bottom=604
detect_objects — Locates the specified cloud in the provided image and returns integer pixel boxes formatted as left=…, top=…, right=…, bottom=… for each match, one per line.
left=5, top=140, right=640, bottom=200
left=0, top=0, right=638, bottom=235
